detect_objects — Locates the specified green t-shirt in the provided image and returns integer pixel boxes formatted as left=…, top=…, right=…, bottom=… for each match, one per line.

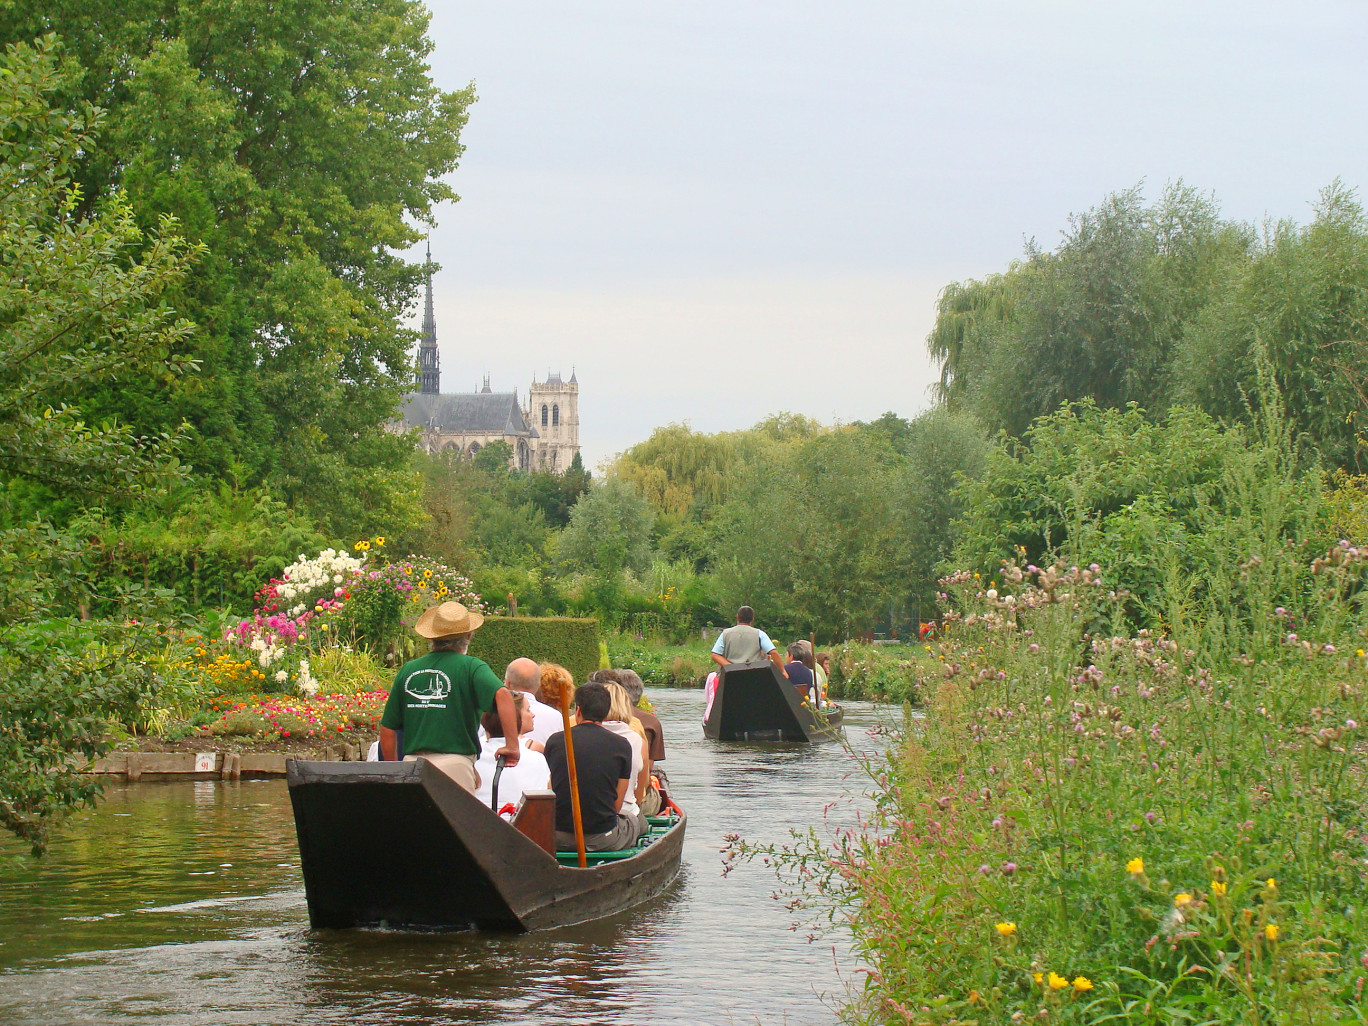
left=380, top=651, right=504, bottom=757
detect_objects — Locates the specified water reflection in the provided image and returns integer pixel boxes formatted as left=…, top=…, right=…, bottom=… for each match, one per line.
left=0, top=691, right=891, bottom=1025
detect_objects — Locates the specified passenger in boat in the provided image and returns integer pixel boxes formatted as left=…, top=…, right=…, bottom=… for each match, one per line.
left=601, top=682, right=649, bottom=821
left=710, top=605, right=788, bottom=677
left=378, top=601, right=521, bottom=791
left=504, top=656, right=562, bottom=747
left=814, top=651, right=831, bottom=707
left=784, top=642, right=816, bottom=702
left=536, top=661, right=575, bottom=713
left=473, top=691, right=551, bottom=814
left=543, top=682, right=645, bottom=852
left=592, top=668, right=667, bottom=816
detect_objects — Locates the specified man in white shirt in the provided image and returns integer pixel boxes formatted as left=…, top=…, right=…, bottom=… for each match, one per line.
left=505, top=657, right=562, bottom=746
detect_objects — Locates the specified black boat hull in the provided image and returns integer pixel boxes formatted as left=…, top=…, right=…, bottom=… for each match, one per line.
left=287, top=759, right=685, bottom=932
left=702, top=661, right=844, bottom=742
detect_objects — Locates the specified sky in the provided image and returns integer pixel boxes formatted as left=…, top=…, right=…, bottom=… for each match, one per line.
left=413, top=1, right=1368, bottom=469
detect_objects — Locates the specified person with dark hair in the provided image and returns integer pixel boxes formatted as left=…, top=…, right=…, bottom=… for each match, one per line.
left=710, top=605, right=787, bottom=677
left=379, top=601, right=520, bottom=792
left=784, top=641, right=816, bottom=702
left=543, top=682, right=644, bottom=852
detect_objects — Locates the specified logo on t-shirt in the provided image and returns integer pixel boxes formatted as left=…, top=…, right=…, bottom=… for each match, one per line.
left=404, top=668, right=451, bottom=704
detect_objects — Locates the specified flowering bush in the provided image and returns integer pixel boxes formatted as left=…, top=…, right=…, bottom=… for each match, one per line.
left=743, top=546, right=1368, bottom=1024
left=207, top=690, right=386, bottom=739
left=222, top=538, right=485, bottom=685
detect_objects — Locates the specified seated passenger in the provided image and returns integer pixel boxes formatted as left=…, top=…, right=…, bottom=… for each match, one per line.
left=543, top=682, right=645, bottom=852
left=784, top=641, right=816, bottom=702
left=536, top=661, right=574, bottom=715
left=600, top=682, right=650, bottom=820
left=504, top=657, right=563, bottom=747
left=473, top=691, right=551, bottom=814
left=588, top=668, right=666, bottom=764
left=814, top=652, right=831, bottom=708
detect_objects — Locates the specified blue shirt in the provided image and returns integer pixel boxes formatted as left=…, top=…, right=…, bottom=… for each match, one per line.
left=712, top=628, right=775, bottom=656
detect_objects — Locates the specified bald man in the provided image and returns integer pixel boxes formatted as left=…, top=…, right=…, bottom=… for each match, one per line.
left=505, top=657, right=563, bottom=746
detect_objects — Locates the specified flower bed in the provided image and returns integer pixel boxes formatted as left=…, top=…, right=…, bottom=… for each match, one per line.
left=206, top=691, right=387, bottom=740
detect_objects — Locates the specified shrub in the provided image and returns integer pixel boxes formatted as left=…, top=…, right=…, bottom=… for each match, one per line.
left=469, top=616, right=601, bottom=684
left=826, top=641, right=923, bottom=703
left=206, top=691, right=387, bottom=740
left=605, top=635, right=712, bottom=686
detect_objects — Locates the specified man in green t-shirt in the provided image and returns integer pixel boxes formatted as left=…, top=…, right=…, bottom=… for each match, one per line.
left=379, top=601, right=520, bottom=792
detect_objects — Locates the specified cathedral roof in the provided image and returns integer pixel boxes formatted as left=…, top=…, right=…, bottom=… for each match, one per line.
left=399, top=391, right=539, bottom=438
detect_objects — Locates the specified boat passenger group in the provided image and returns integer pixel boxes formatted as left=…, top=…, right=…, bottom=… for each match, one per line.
left=702, top=604, right=832, bottom=723
left=373, top=600, right=668, bottom=853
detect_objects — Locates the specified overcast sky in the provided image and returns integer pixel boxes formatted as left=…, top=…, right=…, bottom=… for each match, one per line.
left=413, top=1, right=1367, bottom=469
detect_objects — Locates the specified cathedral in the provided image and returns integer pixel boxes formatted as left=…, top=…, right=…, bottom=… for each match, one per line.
left=395, top=249, right=581, bottom=473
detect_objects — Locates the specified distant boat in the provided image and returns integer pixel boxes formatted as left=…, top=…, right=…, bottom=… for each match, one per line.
left=287, top=759, right=685, bottom=931
left=703, top=660, right=844, bottom=742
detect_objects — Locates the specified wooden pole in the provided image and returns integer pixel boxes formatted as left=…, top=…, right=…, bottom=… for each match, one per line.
left=557, top=681, right=588, bottom=868
left=810, top=631, right=820, bottom=707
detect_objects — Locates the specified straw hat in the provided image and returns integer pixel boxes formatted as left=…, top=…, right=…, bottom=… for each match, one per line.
left=414, top=601, right=485, bottom=639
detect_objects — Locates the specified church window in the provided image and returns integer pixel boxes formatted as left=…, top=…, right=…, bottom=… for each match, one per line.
left=468, top=442, right=481, bottom=457
left=552, top=404, right=560, bottom=427
left=541, top=404, right=548, bottom=426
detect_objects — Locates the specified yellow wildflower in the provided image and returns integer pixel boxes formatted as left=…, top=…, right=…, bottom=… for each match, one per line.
left=375, top=536, right=386, bottom=546
left=967, top=989, right=980, bottom=1004
left=1266, top=878, right=1276, bottom=891
left=1126, top=858, right=1144, bottom=875
left=1047, top=972, right=1069, bottom=991
left=994, top=922, right=1017, bottom=937
left=424, top=569, right=433, bottom=578
left=1211, top=880, right=1227, bottom=897
left=1072, top=976, right=1093, bottom=993
left=1173, top=893, right=1193, bottom=908
left=1265, top=923, right=1279, bottom=941
left=1033, top=972, right=1043, bottom=985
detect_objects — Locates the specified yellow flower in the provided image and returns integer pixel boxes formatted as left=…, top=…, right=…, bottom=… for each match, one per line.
left=1047, top=972, right=1069, bottom=991
left=1173, top=893, right=1192, bottom=908
left=423, top=569, right=433, bottom=578
left=1266, top=878, right=1276, bottom=891
left=994, top=922, right=1017, bottom=937
left=353, top=541, right=365, bottom=550
left=1211, top=880, right=1227, bottom=897
left=966, top=989, right=980, bottom=1004
left=375, top=536, right=386, bottom=546
left=1072, top=976, right=1093, bottom=993
left=1033, top=973, right=1043, bottom=985
left=1126, top=858, right=1144, bottom=875
left=1265, top=923, right=1279, bottom=942
left=319, top=624, right=329, bottom=631
left=359, top=541, right=371, bottom=551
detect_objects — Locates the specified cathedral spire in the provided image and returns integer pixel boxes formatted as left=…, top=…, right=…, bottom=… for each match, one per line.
left=418, top=238, right=439, bottom=394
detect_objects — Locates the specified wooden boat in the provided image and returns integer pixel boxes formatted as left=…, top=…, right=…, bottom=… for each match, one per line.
left=702, top=660, right=844, bottom=742
left=286, top=758, right=685, bottom=932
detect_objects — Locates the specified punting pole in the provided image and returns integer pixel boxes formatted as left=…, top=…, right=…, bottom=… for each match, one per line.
left=809, top=631, right=820, bottom=707
left=557, top=680, right=588, bottom=868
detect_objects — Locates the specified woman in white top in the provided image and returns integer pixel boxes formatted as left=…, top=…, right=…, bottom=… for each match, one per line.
left=601, top=683, right=649, bottom=816
left=473, top=692, right=551, bottom=815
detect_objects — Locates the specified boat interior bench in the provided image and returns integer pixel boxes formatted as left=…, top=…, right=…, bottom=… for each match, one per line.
left=554, top=814, right=680, bottom=866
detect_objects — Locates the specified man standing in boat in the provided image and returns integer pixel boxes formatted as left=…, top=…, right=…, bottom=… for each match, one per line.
left=710, top=605, right=788, bottom=678
left=379, top=601, right=521, bottom=791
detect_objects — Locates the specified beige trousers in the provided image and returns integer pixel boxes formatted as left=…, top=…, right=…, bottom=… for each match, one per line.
left=404, top=752, right=479, bottom=792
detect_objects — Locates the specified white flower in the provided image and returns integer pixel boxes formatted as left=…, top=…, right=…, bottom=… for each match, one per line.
left=275, top=670, right=288, bottom=683
left=250, top=639, right=266, bottom=652
left=258, top=651, right=270, bottom=668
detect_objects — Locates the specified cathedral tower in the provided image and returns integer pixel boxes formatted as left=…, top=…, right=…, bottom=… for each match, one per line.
left=525, top=370, right=580, bottom=472
left=418, top=241, right=440, bottom=394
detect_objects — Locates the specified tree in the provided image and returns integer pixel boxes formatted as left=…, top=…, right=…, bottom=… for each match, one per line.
left=0, top=40, right=190, bottom=853
left=0, top=3, right=474, bottom=533
left=558, top=479, right=656, bottom=577
left=472, top=439, right=514, bottom=474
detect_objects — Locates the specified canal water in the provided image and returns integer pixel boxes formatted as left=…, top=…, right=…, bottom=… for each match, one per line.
left=0, top=691, right=893, bottom=1025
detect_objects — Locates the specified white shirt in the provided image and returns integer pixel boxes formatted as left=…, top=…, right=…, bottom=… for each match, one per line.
left=600, top=720, right=645, bottom=817
left=473, top=736, right=551, bottom=814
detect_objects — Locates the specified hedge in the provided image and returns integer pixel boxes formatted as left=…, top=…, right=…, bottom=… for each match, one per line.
left=470, top=616, right=601, bottom=685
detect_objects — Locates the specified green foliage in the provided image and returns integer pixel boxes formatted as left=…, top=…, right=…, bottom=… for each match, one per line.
left=929, top=180, right=1368, bottom=472
left=468, top=616, right=601, bottom=685
left=471, top=439, right=514, bottom=474
left=825, top=641, right=923, bottom=703
left=0, top=38, right=197, bottom=501
left=951, top=398, right=1329, bottom=637
left=604, top=635, right=713, bottom=687
left=559, top=478, right=656, bottom=577
left=0, top=2, right=473, bottom=532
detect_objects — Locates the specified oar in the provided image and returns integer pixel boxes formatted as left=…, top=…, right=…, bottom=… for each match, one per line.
left=557, top=681, right=588, bottom=868
left=808, top=631, right=819, bottom=707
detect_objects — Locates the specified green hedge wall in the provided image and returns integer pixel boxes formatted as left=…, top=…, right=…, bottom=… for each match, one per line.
left=470, top=616, right=601, bottom=685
